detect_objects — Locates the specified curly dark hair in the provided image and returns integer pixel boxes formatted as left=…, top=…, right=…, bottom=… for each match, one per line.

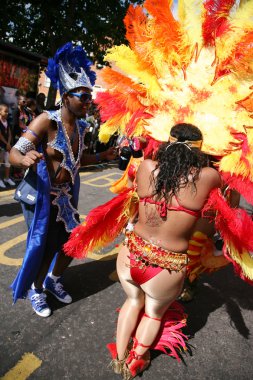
left=152, top=123, right=209, bottom=203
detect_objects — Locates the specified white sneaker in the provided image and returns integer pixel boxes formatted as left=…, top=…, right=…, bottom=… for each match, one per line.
left=0, top=179, right=6, bottom=189
left=4, top=178, right=16, bottom=186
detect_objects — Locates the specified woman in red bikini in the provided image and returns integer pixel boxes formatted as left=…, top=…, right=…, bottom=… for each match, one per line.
left=111, top=123, right=221, bottom=379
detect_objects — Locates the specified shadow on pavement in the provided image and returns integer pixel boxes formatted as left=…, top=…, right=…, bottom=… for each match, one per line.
left=47, top=258, right=117, bottom=312
left=0, top=202, right=22, bottom=217
left=184, top=264, right=253, bottom=339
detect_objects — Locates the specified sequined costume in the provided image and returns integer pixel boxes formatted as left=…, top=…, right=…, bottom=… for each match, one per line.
left=11, top=42, right=96, bottom=303
left=46, top=110, right=87, bottom=232
left=125, top=231, right=188, bottom=285
left=11, top=110, right=88, bottom=302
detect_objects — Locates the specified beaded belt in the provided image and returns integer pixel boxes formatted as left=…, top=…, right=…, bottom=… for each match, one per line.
left=124, top=231, right=188, bottom=272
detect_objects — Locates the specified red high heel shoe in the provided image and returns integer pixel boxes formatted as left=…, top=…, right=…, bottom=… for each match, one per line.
left=122, top=339, right=151, bottom=380
left=107, top=342, right=131, bottom=375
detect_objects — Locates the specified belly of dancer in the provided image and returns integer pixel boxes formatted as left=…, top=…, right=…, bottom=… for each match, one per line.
left=113, top=123, right=221, bottom=379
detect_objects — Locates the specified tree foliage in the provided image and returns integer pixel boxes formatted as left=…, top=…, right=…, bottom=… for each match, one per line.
left=0, top=0, right=143, bottom=62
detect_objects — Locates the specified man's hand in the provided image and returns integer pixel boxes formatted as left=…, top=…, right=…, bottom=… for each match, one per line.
left=6, top=143, right=11, bottom=152
left=81, top=147, right=118, bottom=166
left=20, top=150, right=43, bottom=169
left=103, top=146, right=118, bottom=161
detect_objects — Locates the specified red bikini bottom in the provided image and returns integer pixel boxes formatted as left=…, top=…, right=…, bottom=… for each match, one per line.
left=130, top=253, right=163, bottom=284
left=125, top=231, right=188, bottom=285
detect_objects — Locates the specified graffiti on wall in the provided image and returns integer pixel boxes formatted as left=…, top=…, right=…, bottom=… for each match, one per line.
left=0, top=54, right=38, bottom=94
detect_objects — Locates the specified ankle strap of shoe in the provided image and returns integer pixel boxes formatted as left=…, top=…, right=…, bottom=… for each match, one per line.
left=133, top=337, right=151, bottom=350
left=127, top=349, right=144, bottom=363
left=126, top=338, right=151, bottom=364
left=143, top=313, right=162, bottom=321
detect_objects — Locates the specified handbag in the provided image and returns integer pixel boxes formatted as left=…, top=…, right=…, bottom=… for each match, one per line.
left=14, top=169, right=38, bottom=205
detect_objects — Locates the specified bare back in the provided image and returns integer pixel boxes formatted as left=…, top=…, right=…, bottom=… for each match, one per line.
left=134, top=159, right=221, bottom=252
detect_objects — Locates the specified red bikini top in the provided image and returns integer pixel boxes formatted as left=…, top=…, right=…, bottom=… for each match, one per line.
left=139, top=195, right=201, bottom=218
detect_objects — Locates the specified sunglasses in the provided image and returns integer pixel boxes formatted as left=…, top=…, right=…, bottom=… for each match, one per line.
left=69, top=92, right=92, bottom=103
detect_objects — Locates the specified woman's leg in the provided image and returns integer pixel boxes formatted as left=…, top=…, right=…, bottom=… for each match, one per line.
left=131, top=267, right=186, bottom=360
left=116, top=245, right=145, bottom=360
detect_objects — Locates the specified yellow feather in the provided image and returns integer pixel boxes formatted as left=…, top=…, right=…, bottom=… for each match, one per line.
left=97, top=0, right=253, bottom=185
left=178, top=0, right=186, bottom=22
left=99, top=123, right=118, bottom=143
left=105, top=45, right=161, bottom=99
left=179, top=0, right=204, bottom=53
left=99, top=111, right=133, bottom=143
left=216, top=0, right=253, bottom=63
left=227, top=242, right=253, bottom=281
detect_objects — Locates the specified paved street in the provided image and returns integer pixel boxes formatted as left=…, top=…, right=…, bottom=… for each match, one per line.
left=0, top=164, right=253, bottom=380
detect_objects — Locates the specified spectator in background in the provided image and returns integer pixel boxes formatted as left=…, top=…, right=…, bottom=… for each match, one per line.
left=12, top=95, right=28, bottom=140
left=12, top=95, right=27, bottom=179
left=0, top=104, right=15, bottom=188
left=85, top=105, right=97, bottom=153
left=36, top=93, right=46, bottom=115
left=25, top=98, right=37, bottom=125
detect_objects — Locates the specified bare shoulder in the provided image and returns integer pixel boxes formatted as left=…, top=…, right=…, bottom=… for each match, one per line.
left=199, top=167, right=221, bottom=188
left=137, top=159, right=156, bottom=175
left=29, top=112, right=52, bottom=132
left=136, top=159, right=157, bottom=195
left=22, top=112, right=52, bottom=141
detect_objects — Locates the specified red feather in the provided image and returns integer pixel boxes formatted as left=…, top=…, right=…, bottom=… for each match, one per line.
left=131, top=301, right=188, bottom=361
left=152, top=301, right=188, bottom=361
left=202, top=0, right=235, bottom=45
left=64, top=188, right=138, bottom=259
left=125, top=108, right=153, bottom=136
left=221, top=172, right=253, bottom=205
left=203, top=188, right=253, bottom=284
left=143, top=136, right=162, bottom=159
left=95, top=91, right=126, bottom=122
left=203, top=188, right=253, bottom=252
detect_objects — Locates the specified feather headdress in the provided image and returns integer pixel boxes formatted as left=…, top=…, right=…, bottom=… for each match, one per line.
left=46, top=42, right=96, bottom=95
left=96, top=0, right=253, bottom=157
left=66, top=1, right=253, bottom=284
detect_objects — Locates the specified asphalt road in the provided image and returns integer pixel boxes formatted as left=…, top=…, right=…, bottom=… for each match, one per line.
left=0, top=164, right=253, bottom=380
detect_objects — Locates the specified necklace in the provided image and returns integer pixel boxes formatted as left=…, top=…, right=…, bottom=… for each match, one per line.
left=60, top=111, right=81, bottom=165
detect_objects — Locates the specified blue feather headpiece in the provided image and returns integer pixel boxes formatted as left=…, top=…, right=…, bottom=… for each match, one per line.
left=46, top=42, right=96, bottom=95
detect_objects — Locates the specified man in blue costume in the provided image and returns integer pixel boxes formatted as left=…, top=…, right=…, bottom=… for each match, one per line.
left=9, top=43, right=116, bottom=317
